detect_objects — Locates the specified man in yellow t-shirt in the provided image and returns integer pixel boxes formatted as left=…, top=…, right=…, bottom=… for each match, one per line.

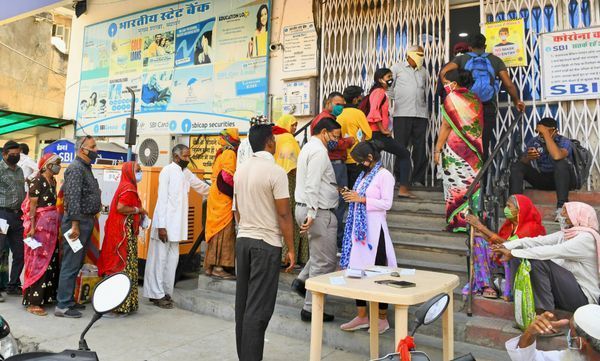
left=336, top=86, right=373, bottom=189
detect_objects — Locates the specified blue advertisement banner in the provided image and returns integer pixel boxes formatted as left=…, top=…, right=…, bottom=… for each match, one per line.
left=76, top=0, right=270, bottom=136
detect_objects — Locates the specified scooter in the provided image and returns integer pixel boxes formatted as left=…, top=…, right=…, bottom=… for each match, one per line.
left=372, top=293, right=476, bottom=361
left=3, top=273, right=132, bottom=361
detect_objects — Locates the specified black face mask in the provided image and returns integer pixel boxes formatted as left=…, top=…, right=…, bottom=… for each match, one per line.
left=178, top=159, right=190, bottom=170
left=359, top=163, right=371, bottom=173
left=85, top=149, right=98, bottom=163
left=6, top=154, right=20, bottom=166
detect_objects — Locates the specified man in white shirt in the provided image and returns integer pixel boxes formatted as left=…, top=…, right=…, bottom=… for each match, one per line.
left=293, top=117, right=341, bottom=322
left=18, top=143, right=38, bottom=185
left=143, top=144, right=210, bottom=309
left=390, top=45, right=429, bottom=186
left=234, top=123, right=295, bottom=361
left=506, top=304, right=600, bottom=361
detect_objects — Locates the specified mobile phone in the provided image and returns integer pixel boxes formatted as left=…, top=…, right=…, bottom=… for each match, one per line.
left=375, top=280, right=416, bottom=288
left=330, top=182, right=349, bottom=193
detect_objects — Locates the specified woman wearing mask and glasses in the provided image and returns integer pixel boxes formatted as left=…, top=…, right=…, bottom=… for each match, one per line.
left=21, top=153, right=62, bottom=316
left=339, top=140, right=397, bottom=334
left=97, top=161, right=146, bottom=315
left=363, top=68, right=413, bottom=198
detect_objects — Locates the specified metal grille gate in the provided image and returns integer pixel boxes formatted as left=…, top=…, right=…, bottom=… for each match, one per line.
left=319, top=0, right=449, bottom=184
left=483, top=0, right=600, bottom=190
left=320, top=0, right=600, bottom=190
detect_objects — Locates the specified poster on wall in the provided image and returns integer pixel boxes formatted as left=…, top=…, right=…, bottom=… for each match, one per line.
left=484, top=19, right=527, bottom=67
left=76, top=0, right=270, bottom=137
left=283, top=22, right=317, bottom=72
left=540, top=27, right=600, bottom=101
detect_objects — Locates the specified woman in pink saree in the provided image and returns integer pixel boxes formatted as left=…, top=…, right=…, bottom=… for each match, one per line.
left=434, top=69, right=483, bottom=232
left=21, top=153, right=62, bottom=316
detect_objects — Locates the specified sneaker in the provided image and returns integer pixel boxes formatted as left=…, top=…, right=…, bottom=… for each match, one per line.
left=368, top=319, right=390, bottom=334
left=340, top=316, right=369, bottom=331
left=54, top=307, right=82, bottom=318
left=555, top=208, right=562, bottom=222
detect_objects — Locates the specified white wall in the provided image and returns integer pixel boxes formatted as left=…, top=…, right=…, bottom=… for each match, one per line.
left=63, top=0, right=317, bottom=133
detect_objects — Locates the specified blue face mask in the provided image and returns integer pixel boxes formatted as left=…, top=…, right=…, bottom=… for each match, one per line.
left=327, top=140, right=338, bottom=151
left=135, top=171, right=143, bottom=183
left=332, top=104, right=344, bottom=117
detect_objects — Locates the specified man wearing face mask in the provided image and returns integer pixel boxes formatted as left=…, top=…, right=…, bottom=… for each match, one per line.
left=56, top=136, right=102, bottom=318
left=0, top=140, right=26, bottom=300
left=310, top=92, right=355, bottom=249
left=293, top=118, right=341, bottom=322
left=510, top=117, right=575, bottom=219
left=143, top=144, right=209, bottom=309
left=389, top=45, right=429, bottom=187
left=495, top=28, right=515, bottom=48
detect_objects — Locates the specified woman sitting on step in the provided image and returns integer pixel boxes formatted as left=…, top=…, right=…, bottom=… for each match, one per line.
left=338, top=140, right=397, bottom=334
left=465, top=194, right=546, bottom=300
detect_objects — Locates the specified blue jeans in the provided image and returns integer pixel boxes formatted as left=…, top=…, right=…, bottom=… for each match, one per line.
left=57, top=215, right=95, bottom=309
left=332, top=161, right=347, bottom=249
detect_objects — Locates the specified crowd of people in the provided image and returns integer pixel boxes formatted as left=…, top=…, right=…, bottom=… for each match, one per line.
left=0, top=32, right=598, bottom=360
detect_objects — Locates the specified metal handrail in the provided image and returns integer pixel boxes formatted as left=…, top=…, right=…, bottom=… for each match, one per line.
left=464, top=110, right=523, bottom=317
left=294, top=119, right=312, bottom=146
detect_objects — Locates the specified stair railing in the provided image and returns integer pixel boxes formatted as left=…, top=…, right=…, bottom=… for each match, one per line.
left=463, top=110, right=524, bottom=316
left=294, top=120, right=311, bottom=147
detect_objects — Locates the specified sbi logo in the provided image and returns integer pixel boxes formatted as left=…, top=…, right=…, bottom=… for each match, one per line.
left=108, top=23, right=118, bottom=37
left=169, top=121, right=177, bottom=131
left=550, top=82, right=599, bottom=96
left=182, top=119, right=192, bottom=133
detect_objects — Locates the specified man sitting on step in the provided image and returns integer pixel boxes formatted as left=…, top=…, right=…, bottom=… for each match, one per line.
left=509, top=117, right=575, bottom=220
left=506, top=304, right=600, bottom=361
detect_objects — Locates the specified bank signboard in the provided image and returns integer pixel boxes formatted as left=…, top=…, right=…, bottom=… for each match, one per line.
left=540, top=26, right=600, bottom=101
left=76, top=0, right=270, bottom=136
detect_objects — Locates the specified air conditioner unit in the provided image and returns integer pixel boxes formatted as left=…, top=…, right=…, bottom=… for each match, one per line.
left=137, top=135, right=173, bottom=167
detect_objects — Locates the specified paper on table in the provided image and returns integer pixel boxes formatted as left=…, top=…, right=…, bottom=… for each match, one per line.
left=0, top=218, right=9, bottom=235
left=64, top=228, right=83, bottom=253
left=400, top=268, right=416, bottom=276
left=329, top=276, right=346, bottom=285
left=364, top=266, right=394, bottom=277
left=345, top=268, right=365, bottom=278
left=23, top=237, right=42, bottom=250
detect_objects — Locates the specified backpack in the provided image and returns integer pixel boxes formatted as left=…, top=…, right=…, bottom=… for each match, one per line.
left=569, top=139, right=592, bottom=189
left=464, top=52, right=499, bottom=102
left=358, top=89, right=387, bottom=117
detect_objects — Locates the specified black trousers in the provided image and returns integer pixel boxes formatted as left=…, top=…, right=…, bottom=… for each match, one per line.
left=356, top=229, right=388, bottom=310
left=235, top=237, right=281, bottom=361
left=0, top=209, right=24, bottom=290
left=509, top=159, right=574, bottom=208
left=347, top=163, right=363, bottom=191
left=394, top=117, right=428, bottom=185
left=529, top=260, right=589, bottom=312
left=372, top=131, right=411, bottom=186
left=482, top=102, right=497, bottom=161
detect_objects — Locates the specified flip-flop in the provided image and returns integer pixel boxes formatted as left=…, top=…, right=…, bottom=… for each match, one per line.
left=482, top=287, right=498, bottom=299
left=26, top=306, right=47, bottom=316
left=212, top=270, right=236, bottom=280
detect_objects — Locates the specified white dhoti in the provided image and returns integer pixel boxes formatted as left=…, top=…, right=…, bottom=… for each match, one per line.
left=142, top=237, right=180, bottom=299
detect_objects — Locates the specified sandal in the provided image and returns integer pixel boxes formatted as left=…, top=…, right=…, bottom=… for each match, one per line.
left=212, top=268, right=236, bottom=280
left=151, top=297, right=174, bottom=309
left=26, top=306, right=47, bottom=316
left=397, top=193, right=417, bottom=199
left=482, top=287, right=498, bottom=299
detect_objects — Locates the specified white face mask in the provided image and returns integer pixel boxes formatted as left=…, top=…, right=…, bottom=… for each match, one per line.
left=500, top=35, right=508, bottom=41
left=407, top=51, right=425, bottom=69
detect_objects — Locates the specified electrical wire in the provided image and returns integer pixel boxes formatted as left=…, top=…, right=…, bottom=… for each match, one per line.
left=0, top=40, right=67, bottom=76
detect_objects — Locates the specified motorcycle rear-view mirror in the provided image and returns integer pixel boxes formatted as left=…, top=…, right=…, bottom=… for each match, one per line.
left=411, top=293, right=450, bottom=336
left=92, top=273, right=131, bottom=314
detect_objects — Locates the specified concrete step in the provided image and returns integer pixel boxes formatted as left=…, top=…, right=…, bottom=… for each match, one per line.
left=390, top=227, right=467, bottom=255
left=173, top=281, right=509, bottom=359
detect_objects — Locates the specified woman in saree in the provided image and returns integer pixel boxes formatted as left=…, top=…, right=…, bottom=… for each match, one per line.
left=97, top=161, right=145, bottom=314
left=274, top=114, right=309, bottom=266
left=21, top=153, right=62, bottom=316
left=434, top=69, right=482, bottom=232
left=465, top=194, right=546, bottom=300
left=205, top=128, right=240, bottom=280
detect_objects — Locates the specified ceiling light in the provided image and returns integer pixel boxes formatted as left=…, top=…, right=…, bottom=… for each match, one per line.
left=459, top=32, right=468, bottom=38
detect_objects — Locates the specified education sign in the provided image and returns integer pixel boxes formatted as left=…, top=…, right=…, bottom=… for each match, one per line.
left=76, top=0, right=270, bottom=136
left=540, top=26, right=600, bottom=101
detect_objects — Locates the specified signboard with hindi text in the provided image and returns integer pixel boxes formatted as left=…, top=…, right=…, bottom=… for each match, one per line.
left=540, top=27, right=600, bottom=101
left=76, top=0, right=270, bottom=137
left=484, top=19, right=527, bottom=67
